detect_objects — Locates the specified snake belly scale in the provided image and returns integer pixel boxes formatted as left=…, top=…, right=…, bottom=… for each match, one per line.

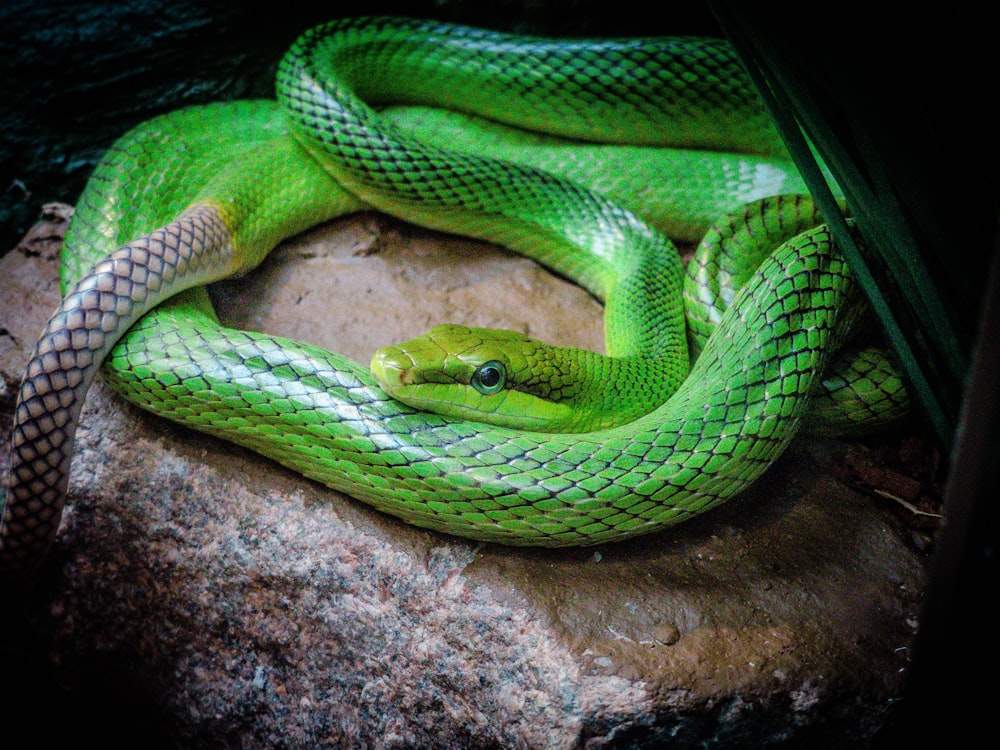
left=1, top=17, right=896, bottom=570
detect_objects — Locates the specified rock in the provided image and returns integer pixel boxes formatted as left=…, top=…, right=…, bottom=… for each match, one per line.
left=1, top=210, right=931, bottom=748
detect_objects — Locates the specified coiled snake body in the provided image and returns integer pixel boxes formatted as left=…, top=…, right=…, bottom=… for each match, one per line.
left=1, top=18, right=907, bottom=570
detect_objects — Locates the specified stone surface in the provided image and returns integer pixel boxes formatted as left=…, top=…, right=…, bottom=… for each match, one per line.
left=1, top=211, right=932, bottom=748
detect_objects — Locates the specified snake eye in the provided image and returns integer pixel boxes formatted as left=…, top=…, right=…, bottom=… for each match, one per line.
left=471, top=360, right=506, bottom=395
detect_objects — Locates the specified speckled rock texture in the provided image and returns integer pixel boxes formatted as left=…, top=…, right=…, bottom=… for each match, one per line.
left=1, top=211, right=930, bottom=749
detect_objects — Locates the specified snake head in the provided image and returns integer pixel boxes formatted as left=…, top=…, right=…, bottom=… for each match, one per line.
left=372, top=323, right=685, bottom=432
left=370, top=323, right=585, bottom=432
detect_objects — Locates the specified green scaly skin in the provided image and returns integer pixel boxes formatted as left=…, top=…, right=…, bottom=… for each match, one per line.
left=682, top=194, right=910, bottom=434
left=1, top=18, right=906, bottom=570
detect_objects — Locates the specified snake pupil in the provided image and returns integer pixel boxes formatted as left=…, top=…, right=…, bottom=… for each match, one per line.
left=472, top=361, right=506, bottom=394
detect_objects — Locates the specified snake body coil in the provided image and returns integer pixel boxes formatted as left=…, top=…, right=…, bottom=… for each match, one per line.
left=1, top=18, right=906, bottom=570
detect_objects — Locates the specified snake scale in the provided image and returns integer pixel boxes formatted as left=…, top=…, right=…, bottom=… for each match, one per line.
left=1, top=17, right=908, bottom=571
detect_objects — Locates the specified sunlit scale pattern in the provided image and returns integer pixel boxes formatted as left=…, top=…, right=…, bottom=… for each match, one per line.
left=285, top=17, right=783, bottom=154
left=103, top=226, right=851, bottom=546
left=381, top=107, right=808, bottom=245
left=0, top=208, right=233, bottom=566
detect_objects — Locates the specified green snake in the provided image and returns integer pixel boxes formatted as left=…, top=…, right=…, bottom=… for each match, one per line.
left=1, top=17, right=909, bottom=570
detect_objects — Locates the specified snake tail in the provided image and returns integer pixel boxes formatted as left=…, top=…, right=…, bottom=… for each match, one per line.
left=1, top=206, right=235, bottom=568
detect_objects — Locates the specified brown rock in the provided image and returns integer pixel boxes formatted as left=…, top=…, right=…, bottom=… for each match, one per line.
left=1, top=212, right=929, bottom=748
